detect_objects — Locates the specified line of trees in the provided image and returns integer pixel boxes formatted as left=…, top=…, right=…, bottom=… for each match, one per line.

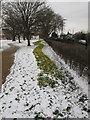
left=2, top=1, right=65, bottom=46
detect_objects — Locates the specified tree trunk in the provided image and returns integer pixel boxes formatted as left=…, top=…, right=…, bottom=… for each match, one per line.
left=19, top=39, right=21, bottom=43
left=27, top=36, right=31, bottom=46
left=18, top=36, right=21, bottom=43
left=27, top=31, right=31, bottom=46
left=23, top=35, right=25, bottom=41
left=12, top=35, right=16, bottom=41
left=27, top=39, right=30, bottom=46
left=12, top=28, right=16, bottom=41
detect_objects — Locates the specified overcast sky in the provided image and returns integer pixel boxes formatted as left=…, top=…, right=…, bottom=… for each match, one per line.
left=0, top=0, right=89, bottom=33
left=47, top=1, right=88, bottom=33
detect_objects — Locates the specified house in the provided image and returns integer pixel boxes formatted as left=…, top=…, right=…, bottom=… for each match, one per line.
left=0, top=27, right=12, bottom=40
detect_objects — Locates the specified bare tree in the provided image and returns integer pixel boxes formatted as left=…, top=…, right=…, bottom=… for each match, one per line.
left=36, top=6, right=65, bottom=40
left=53, top=13, right=65, bottom=35
left=12, top=1, right=45, bottom=46
left=2, top=1, right=45, bottom=45
left=2, top=1, right=65, bottom=44
left=2, top=3, right=17, bottom=41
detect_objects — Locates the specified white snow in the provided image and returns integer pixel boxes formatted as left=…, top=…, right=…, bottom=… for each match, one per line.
left=0, top=39, right=38, bottom=51
left=0, top=40, right=12, bottom=51
left=0, top=39, right=88, bottom=119
left=42, top=40, right=88, bottom=95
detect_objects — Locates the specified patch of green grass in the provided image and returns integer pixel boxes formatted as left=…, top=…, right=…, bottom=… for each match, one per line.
left=38, top=76, right=56, bottom=88
left=33, top=40, right=43, bottom=45
left=33, top=40, right=64, bottom=88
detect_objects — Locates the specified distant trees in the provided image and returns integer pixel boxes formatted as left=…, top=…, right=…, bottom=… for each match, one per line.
left=86, top=32, right=90, bottom=46
left=73, top=31, right=90, bottom=46
left=2, top=1, right=65, bottom=45
left=74, top=32, right=86, bottom=41
left=36, top=6, right=65, bottom=40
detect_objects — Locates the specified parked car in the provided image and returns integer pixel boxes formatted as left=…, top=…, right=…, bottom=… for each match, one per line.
left=79, top=40, right=87, bottom=45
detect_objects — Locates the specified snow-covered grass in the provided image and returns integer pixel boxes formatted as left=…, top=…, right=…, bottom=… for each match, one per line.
left=0, top=39, right=88, bottom=119
left=42, top=41, right=88, bottom=95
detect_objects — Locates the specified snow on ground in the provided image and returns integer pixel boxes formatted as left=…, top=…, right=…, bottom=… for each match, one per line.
left=0, top=41, right=40, bottom=118
left=0, top=39, right=24, bottom=51
left=0, top=40, right=12, bottom=51
left=0, top=39, right=38, bottom=51
left=42, top=41, right=88, bottom=95
left=0, top=39, right=88, bottom=119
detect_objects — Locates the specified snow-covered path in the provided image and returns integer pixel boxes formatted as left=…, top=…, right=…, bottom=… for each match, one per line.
left=0, top=45, right=40, bottom=118
left=0, top=40, right=88, bottom=119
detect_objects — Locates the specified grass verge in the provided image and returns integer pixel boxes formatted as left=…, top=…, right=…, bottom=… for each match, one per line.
left=33, top=40, right=64, bottom=88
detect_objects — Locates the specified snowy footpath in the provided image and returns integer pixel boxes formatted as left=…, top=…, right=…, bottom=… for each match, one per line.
left=0, top=39, right=88, bottom=119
